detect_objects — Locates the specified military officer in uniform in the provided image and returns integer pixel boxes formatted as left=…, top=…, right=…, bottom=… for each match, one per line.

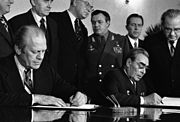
left=85, top=10, right=129, bottom=104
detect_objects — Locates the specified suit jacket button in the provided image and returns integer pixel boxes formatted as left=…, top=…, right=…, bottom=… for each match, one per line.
left=111, top=65, right=114, bottom=68
left=99, top=72, right=102, bottom=75
left=99, top=79, right=102, bottom=82
left=99, top=64, right=102, bottom=67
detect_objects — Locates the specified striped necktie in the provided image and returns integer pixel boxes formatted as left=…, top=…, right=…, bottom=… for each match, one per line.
left=24, top=69, right=33, bottom=93
left=74, top=18, right=82, bottom=42
left=169, top=41, right=175, bottom=56
left=0, top=17, right=8, bottom=32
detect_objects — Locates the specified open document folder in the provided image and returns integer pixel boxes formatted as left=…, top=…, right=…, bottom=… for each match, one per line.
left=31, top=104, right=100, bottom=111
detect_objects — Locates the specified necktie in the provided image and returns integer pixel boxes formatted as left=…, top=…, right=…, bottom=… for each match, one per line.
left=169, top=41, right=175, bottom=56
left=74, top=18, right=82, bottom=42
left=132, top=81, right=136, bottom=92
left=24, top=69, right=33, bottom=93
left=0, top=17, right=8, bottom=32
left=134, top=41, right=137, bottom=48
left=40, top=18, right=46, bottom=33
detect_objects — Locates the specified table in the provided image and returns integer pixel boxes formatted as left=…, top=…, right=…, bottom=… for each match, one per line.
left=0, top=106, right=180, bottom=121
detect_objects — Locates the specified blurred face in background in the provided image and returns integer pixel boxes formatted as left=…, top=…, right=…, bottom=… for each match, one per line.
left=31, top=0, right=53, bottom=17
left=126, top=17, right=143, bottom=39
left=91, top=13, right=109, bottom=36
left=163, top=15, right=180, bottom=42
left=73, top=0, right=93, bottom=19
left=0, top=0, right=14, bottom=16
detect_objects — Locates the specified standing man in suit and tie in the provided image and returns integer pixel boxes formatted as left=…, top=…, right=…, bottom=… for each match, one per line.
left=49, top=0, right=93, bottom=88
left=120, top=13, right=144, bottom=49
left=0, top=0, right=14, bottom=58
left=85, top=10, right=129, bottom=104
left=102, top=48, right=162, bottom=106
left=143, top=9, right=180, bottom=97
left=8, top=0, right=59, bottom=71
left=0, top=25, right=87, bottom=106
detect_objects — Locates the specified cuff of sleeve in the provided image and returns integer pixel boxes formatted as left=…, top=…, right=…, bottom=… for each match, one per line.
left=140, top=96, right=144, bottom=105
left=32, top=94, right=35, bottom=105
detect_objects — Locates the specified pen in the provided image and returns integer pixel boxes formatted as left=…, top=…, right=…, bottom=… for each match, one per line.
left=106, top=96, right=117, bottom=107
left=110, top=94, right=121, bottom=107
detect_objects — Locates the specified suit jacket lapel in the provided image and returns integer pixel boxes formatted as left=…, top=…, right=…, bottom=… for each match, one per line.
left=4, top=56, right=26, bottom=93
left=0, top=23, right=12, bottom=45
left=126, top=35, right=133, bottom=49
left=122, top=69, right=137, bottom=94
left=64, top=11, right=77, bottom=46
left=27, top=10, right=38, bottom=25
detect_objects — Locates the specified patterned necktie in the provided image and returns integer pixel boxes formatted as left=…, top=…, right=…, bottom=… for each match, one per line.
left=24, top=69, right=33, bottom=93
left=133, top=81, right=137, bottom=93
left=169, top=41, right=175, bottom=56
left=74, top=18, right=82, bottom=42
left=40, top=18, right=46, bottom=33
left=0, top=17, right=8, bottom=32
left=134, top=41, right=137, bottom=48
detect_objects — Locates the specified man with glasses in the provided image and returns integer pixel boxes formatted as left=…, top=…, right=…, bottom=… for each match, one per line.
left=102, top=48, right=162, bottom=106
left=49, top=0, right=93, bottom=89
left=143, top=9, right=180, bottom=97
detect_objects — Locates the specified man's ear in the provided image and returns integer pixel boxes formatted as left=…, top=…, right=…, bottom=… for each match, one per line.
left=126, top=58, right=132, bottom=68
left=125, top=24, right=128, bottom=30
left=72, top=0, right=77, bottom=6
left=14, top=45, right=21, bottom=55
left=30, top=0, right=35, bottom=6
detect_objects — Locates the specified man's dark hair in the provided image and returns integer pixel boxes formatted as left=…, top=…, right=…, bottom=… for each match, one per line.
left=91, top=9, right=110, bottom=22
left=126, top=13, right=144, bottom=26
left=123, top=48, right=149, bottom=67
left=161, top=9, right=180, bottom=26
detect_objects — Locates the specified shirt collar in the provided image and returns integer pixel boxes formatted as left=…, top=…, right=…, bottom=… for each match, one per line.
left=14, top=55, right=26, bottom=75
left=127, top=35, right=139, bottom=47
left=168, top=40, right=178, bottom=47
left=67, top=10, right=77, bottom=30
left=31, top=9, right=46, bottom=27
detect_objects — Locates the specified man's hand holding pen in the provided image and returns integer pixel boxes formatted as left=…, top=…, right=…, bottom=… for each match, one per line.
left=106, top=94, right=120, bottom=108
left=143, top=93, right=162, bottom=105
left=69, top=92, right=87, bottom=106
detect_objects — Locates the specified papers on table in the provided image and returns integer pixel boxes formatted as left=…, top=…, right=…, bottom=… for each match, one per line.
left=162, top=97, right=180, bottom=107
left=32, top=104, right=99, bottom=111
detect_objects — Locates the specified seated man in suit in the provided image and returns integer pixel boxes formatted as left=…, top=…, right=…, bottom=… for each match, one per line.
left=0, top=25, right=87, bottom=106
left=102, top=48, right=162, bottom=106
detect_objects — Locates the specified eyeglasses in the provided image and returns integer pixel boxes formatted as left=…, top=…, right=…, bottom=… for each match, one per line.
left=164, top=27, right=180, bottom=33
left=135, top=61, right=149, bottom=70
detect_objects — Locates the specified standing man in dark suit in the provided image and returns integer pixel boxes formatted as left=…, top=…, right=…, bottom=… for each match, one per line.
left=120, top=13, right=144, bottom=49
left=143, top=9, right=180, bottom=97
left=102, top=48, right=162, bottom=106
left=8, top=0, right=59, bottom=71
left=0, top=0, right=14, bottom=58
left=49, top=0, right=93, bottom=88
left=85, top=10, right=129, bottom=104
left=0, top=25, right=87, bottom=106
